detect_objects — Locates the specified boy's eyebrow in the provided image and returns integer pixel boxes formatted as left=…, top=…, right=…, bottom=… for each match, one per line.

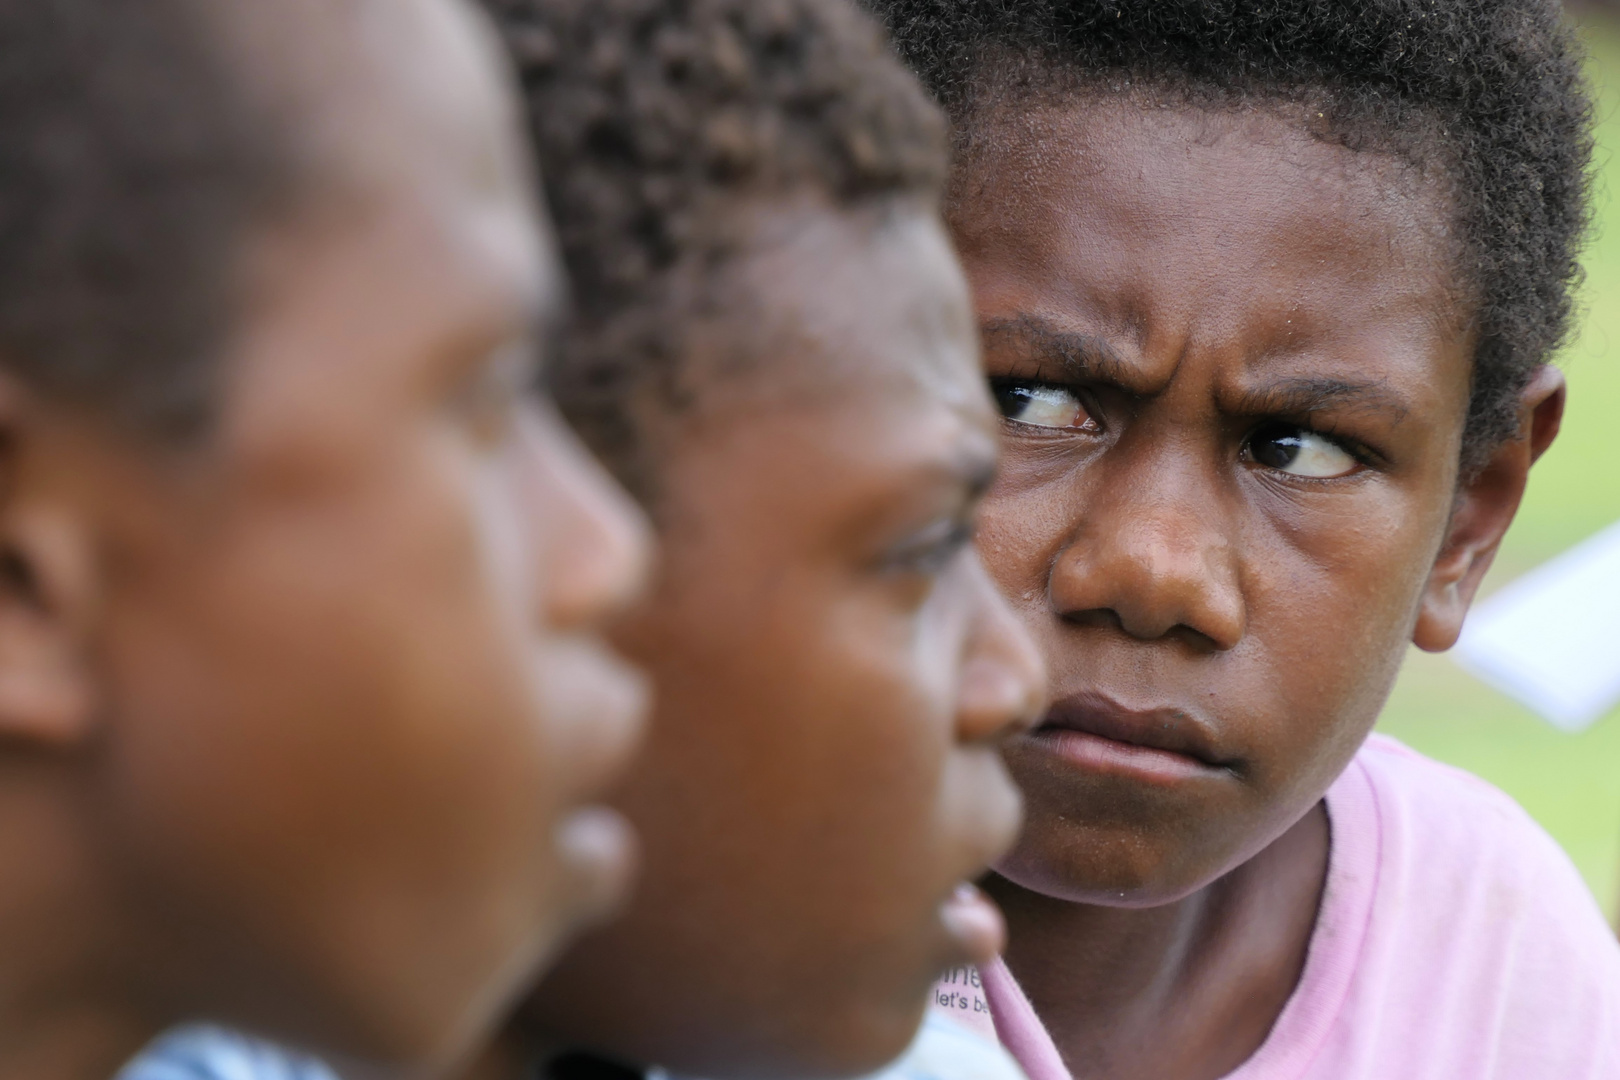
left=981, top=316, right=1142, bottom=390
left=983, top=315, right=1414, bottom=423
left=1234, top=377, right=1412, bottom=424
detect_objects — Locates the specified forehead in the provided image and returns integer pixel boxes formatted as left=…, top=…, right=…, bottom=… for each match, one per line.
left=648, top=200, right=998, bottom=513
left=716, top=198, right=989, bottom=419
left=223, top=0, right=555, bottom=298
left=216, top=0, right=557, bottom=456
left=952, top=98, right=1464, bottom=379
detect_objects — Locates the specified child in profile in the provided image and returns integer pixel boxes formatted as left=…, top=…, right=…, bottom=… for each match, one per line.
left=125, top=1, right=1047, bottom=1079
left=0, top=0, right=650, bottom=1076
left=488, top=0, right=1045, bottom=1075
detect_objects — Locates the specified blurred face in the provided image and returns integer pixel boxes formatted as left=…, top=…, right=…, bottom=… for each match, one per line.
left=949, top=98, right=1472, bottom=905
left=81, top=0, right=649, bottom=1064
left=522, top=200, right=1045, bottom=1079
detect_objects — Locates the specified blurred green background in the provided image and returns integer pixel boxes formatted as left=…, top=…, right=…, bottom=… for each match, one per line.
left=1374, top=9, right=1620, bottom=918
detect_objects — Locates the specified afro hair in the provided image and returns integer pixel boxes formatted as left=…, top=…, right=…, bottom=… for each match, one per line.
left=481, top=0, right=948, bottom=493
left=864, top=0, right=1596, bottom=470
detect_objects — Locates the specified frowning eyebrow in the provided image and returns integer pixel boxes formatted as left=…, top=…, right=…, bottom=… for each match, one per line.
left=1236, top=377, right=1412, bottom=424
left=981, top=316, right=1143, bottom=390
left=983, top=315, right=1412, bottom=423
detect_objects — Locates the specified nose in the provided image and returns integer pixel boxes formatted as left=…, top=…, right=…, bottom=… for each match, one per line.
left=1049, top=449, right=1244, bottom=650
left=526, top=406, right=653, bottom=631
left=956, top=553, right=1047, bottom=745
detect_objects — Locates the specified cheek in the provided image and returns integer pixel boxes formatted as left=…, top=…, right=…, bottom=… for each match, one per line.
left=99, top=439, right=567, bottom=1021
left=628, top=578, right=964, bottom=913
left=1230, top=483, right=1453, bottom=789
left=976, top=467, right=1086, bottom=601
left=1249, top=484, right=1444, bottom=676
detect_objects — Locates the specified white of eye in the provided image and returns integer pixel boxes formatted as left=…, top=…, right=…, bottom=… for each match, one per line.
left=1010, top=385, right=1086, bottom=429
left=1270, top=431, right=1360, bottom=478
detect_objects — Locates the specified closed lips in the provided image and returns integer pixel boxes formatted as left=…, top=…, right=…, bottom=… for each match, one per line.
left=1031, top=693, right=1235, bottom=778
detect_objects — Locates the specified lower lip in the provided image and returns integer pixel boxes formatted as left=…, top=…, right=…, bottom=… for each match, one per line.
left=1032, top=728, right=1221, bottom=786
left=939, top=882, right=1006, bottom=964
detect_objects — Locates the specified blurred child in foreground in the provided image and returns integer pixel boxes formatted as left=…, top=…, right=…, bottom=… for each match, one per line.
left=126, top=0, right=1047, bottom=1079
left=0, top=0, right=651, bottom=1076
left=858, top=0, right=1620, bottom=1076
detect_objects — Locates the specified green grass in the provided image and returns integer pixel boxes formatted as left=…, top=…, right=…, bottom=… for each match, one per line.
left=1373, top=14, right=1620, bottom=916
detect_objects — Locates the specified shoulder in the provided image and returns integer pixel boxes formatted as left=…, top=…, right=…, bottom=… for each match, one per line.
left=1350, top=733, right=1600, bottom=906
left=863, top=1013, right=1029, bottom=1080
left=117, top=1026, right=338, bottom=1080
left=1322, top=735, right=1620, bottom=1072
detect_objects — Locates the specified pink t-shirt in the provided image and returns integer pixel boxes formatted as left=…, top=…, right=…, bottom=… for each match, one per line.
left=933, top=734, right=1620, bottom=1079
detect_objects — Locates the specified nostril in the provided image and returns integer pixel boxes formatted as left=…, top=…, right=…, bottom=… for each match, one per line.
left=1059, top=607, right=1128, bottom=633
left=1166, top=622, right=1231, bottom=654
left=1061, top=606, right=1233, bottom=652
left=1049, top=526, right=1245, bottom=649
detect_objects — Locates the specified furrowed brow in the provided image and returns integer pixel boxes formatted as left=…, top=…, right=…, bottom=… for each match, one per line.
left=981, top=316, right=1140, bottom=390
left=1236, top=377, right=1412, bottom=424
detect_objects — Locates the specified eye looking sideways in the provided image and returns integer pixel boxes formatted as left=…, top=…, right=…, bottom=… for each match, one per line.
left=991, top=378, right=1095, bottom=432
left=1243, top=423, right=1362, bottom=479
left=991, top=376, right=1364, bottom=479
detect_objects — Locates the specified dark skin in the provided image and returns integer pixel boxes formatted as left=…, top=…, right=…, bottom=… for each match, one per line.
left=470, top=198, right=1047, bottom=1080
left=947, top=97, right=1564, bottom=1079
left=0, top=2, right=649, bottom=1076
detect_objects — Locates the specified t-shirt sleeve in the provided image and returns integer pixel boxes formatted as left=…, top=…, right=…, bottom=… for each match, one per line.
left=117, top=1026, right=339, bottom=1080
left=1323, top=735, right=1620, bottom=1078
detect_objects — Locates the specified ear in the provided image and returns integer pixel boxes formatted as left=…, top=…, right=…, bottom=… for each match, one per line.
left=0, top=386, right=101, bottom=748
left=1412, top=365, right=1565, bottom=653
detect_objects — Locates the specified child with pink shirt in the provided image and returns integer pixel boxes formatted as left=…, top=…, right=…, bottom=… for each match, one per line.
left=864, top=0, right=1620, bottom=1077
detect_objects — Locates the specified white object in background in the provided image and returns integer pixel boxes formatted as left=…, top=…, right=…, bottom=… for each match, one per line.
left=1453, top=518, right=1620, bottom=733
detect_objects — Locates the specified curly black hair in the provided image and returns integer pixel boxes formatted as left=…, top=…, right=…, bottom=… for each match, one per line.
left=0, top=0, right=291, bottom=440
left=863, top=0, right=1595, bottom=471
left=480, top=0, right=948, bottom=493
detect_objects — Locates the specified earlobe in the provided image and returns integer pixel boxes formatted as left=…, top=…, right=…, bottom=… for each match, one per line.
left=1413, top=365, right=1565, bottom=653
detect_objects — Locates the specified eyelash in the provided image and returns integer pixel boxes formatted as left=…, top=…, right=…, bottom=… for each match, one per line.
left=883, top=519, right=976, bottom=576
left=453, top=342, right=541, bottom=445
left=1253, top=419, right=1378, bottom=462
left=989, top=376, right=1101, bottom=433
left=993, top=375, right=1381, bottom=469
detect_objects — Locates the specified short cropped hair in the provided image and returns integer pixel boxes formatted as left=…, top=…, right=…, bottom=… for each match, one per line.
left=482, top=0, right=948, bottom=494
left=0, top=0, right=289, bottom=439
left=864, top=0, right=1595, bottom=472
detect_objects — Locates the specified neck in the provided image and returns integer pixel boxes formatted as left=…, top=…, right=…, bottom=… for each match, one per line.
left=0, top=783, right=156, bottom=1080
left=986, top=801, right=1329, bottom=1080
left=0, top=998, right=153, bottom=1080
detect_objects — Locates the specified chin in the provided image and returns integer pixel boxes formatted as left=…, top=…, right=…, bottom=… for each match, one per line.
left=993, top=825, right=1229, bottom=909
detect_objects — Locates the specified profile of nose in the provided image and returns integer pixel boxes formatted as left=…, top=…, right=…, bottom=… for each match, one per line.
left=1049, top=474, right=1245, bottom=651
left=534, top=419, right=654, bottom=631
left=958, top=555, right=1048, bottom=744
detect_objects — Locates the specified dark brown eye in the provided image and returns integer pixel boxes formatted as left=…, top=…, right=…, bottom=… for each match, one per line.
left=454, top=340, right=539, bottom=447
left=1245, top=423, right=1360, bottom=478
left=991, top=379, right=1091, bottom=430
